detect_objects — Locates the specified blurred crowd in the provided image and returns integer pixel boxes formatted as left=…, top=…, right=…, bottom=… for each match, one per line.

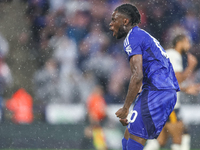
left=28, top=0, right=133, bottom=106
left=27, top=0, right=200, bottom=105
left=1, top=0, right=200, bottom=119
left=0, top=32, right=12, bottom=117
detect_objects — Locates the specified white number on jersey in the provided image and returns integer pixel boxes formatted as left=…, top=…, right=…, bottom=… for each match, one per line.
left=152, top=37, right=169, bottom=59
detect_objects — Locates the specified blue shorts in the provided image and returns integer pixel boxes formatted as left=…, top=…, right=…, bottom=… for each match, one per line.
left=127, top=89, right=177, bottom=139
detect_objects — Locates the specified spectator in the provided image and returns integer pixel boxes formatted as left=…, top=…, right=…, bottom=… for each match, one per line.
left=33, top=58, right=60, bottom=109
left=50, top=27, right=78, bottom=74
left=0, top=32, right=9, bottom=58
left=84, top=85, right=107, bottom=150
left=26, top=0, right=50, bottom=45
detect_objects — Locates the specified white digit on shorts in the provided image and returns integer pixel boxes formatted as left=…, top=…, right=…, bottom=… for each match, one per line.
left=127, top=110, right=138, bottom=123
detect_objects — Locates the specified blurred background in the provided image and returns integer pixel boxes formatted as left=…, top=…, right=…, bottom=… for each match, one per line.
left=0, top=0, right=200, bottom=149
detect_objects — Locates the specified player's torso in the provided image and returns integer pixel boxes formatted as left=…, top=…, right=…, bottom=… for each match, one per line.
left=166, top=49, right=183, bottom=72
left=124, top=27, right=179, bottom=91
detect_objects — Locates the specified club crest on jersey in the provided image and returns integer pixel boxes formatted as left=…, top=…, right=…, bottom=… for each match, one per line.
left=126, top=45, right=132, bottom=55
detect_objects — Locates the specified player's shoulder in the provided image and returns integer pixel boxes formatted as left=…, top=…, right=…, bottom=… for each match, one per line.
left=166, top=48, right=180, bottom=56
left=130, top=26, right=147, bottom=37
left=132, top=27, right=154, bottom=44
left=166, top=48, right=182, bottom=64
left=125, top=27, right=145, bottom=44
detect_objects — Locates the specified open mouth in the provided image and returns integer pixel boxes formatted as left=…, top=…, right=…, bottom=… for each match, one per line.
left=109, top=28, right=116, bottom=37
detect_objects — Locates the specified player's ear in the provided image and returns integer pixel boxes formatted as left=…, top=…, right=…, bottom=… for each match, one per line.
left=123, top=18, right=130, bottom=26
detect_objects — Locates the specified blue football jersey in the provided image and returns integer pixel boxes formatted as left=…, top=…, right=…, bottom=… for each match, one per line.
left=124, top=26, right=180, bottom=91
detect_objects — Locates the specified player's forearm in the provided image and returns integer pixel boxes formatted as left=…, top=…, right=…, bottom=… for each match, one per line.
left=176, top=67, right=195, bottom=84
left=179, top=85, right=187, bottom=93
left=183, top=67, right=194, bottom=79
left=123, top=74, right=143, bottom=110
left=178, top=53, right=197, bottom=83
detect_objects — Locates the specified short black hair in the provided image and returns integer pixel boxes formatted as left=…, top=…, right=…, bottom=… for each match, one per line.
left=172, top=34, right=187, bottom=47
left=115, top=3, right=141, bottom=26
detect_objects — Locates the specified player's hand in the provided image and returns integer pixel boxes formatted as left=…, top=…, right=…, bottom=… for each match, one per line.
left=115, top=107, right=129, bottom=119
left=185, top=84, right=200, bottom=96
left=187, top=53, right=197, bottom=70
left=119, top=118, right=129, bottom=126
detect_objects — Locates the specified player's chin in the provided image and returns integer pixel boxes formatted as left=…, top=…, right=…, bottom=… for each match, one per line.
left=112, top=32, right=117, bottom=38
left=116, top=33, right=124, bottom=39
left=112, top=31, right=119, bottom=39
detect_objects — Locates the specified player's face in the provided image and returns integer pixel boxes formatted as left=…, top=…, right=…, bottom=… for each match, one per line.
left=181, top=37, right=191, bottom=52
left=109, top=11, right=127, bottom=39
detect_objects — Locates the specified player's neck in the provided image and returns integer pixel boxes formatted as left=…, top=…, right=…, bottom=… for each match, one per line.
left=175, top=46, right=182, bottom=54
left=125, top=25, right=137, bottom=35
left=130, top=25, right=137, bottom=30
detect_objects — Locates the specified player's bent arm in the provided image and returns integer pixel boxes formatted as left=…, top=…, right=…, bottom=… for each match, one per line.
left=175, top=70, right=193, bottom=84
left=115, top=55, right=143, bottom=119
left=175, top=72, right=187, bottom=84
left=123, top=55, right=143, bottom=111
left=175, top=53, right=197, bottom=84
left=175, top=71, right=195, bottom=92
left=179, top=84, right=200, bottom=96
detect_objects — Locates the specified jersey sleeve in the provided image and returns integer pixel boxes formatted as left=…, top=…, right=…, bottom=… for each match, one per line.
left=124, top=34, right=142, bottom=60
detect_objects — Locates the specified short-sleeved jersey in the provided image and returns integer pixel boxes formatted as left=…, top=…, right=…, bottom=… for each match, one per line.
left=166, top=48, right=183, bottom=109
left=166, top=49, right=183, bottom=72
left=124, top=26, right=180, bottom=91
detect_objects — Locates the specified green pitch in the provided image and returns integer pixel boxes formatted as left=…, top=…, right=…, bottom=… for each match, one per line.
left=1, top=148, right=200, bottom=150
